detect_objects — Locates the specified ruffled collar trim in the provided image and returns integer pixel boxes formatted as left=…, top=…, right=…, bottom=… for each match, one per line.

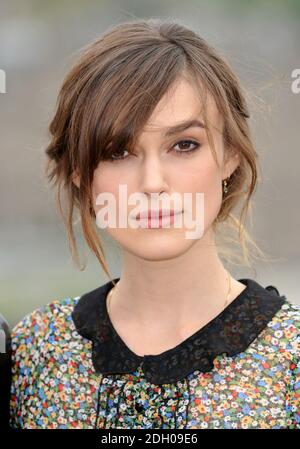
left=71, top=277, right=286, bottom=385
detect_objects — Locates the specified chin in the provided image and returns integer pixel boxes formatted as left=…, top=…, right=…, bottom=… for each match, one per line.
left=117, top=232, right=197, bottom=261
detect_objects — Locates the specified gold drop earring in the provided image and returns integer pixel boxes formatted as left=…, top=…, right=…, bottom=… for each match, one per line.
left=223, top=177, right=229, bottom=194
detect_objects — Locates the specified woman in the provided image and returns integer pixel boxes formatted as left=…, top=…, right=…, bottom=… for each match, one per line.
left=9, top=19, right=300, bottom=429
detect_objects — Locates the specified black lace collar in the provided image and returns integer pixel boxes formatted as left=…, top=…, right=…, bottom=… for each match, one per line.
left=71, top=277, right=286, bottom=385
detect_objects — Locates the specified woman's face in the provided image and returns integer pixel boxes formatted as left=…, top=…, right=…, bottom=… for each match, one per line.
left=81, top=77, right=239, bottom=261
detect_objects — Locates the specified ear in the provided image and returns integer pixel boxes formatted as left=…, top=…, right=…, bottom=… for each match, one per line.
left=72, top=171, right=80, bottom=188
left=222, top=149, right=240, bottom=180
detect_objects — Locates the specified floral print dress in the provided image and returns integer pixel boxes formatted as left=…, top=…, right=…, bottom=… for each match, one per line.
left=9, top=277, right=300, bottom=429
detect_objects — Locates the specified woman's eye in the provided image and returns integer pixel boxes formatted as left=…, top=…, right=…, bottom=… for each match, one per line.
left=108, top=149, right=131, bottom=161
left=172, top=139, right=201, bottom=155
left=107, top=139, right=200, bottom=162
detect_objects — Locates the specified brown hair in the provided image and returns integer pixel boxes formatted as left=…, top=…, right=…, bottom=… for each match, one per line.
left=44, top=18, right=270, bottom=285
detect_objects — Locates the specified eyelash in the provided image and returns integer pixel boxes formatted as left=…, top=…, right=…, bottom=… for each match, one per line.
left=107, top=139, right=201, bottom=162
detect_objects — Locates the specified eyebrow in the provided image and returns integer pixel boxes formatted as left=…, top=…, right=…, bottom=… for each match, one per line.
left=163, top=119, right=205, bottom=137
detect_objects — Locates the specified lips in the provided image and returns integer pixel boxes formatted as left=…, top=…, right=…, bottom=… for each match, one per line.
left=136, top=209, right=180, bottom=220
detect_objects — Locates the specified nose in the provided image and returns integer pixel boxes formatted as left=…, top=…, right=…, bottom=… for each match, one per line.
left=139, top=153, right=169, bottom=197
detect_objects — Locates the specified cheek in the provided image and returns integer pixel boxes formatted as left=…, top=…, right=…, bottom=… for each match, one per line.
left=92, top=168, right=137, bottom=229
left=92, top=168, right=120, bottom=210
left=179, top=151, right=221, bottom=191
left=181, top=157, right=223, bottom=228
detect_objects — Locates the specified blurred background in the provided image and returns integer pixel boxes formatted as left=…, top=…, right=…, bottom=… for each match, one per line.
left=0, top=0, right=300, bottom=328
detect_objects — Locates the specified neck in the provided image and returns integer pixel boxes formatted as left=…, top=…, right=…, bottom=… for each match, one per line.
left=110, top=229, right=245, bottom=334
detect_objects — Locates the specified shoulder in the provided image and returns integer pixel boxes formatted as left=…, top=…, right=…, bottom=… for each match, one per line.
left=242, top=279, right=300, bottom=353
left=242, top=280, right=300, bottom=364
left=9, top=295, right=86, bottom=428
left=10, top=295, right=82, bottom=363
left=258, top=299, right=300, bottom=359
left=268, top=300, right=300, bottom=340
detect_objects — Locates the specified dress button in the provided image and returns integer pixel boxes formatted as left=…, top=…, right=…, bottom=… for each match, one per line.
left=134, top=403, right=144, bottom=414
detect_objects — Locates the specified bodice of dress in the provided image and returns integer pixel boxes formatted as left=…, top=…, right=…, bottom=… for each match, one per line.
left=71, top=278, right=286, bottom=385
left=9, top=277, right=300, bottom=429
